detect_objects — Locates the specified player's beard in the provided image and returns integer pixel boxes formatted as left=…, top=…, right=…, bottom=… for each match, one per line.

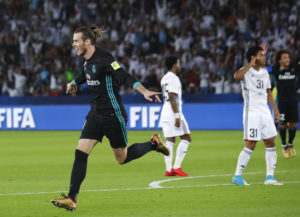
left=78, top=46, right=87, bottom=57
left=175, top=66, right=182, bottom=75
left=257, top=59, right=266, bottom=67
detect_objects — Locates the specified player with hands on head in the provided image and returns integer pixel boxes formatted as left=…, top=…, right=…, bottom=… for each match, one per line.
left=232, top=46, right=282, bottom=186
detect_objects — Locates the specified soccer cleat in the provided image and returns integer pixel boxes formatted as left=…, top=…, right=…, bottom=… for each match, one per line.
left=281, top=147, right=290, bottom=159
left=51, top=194, right=77, bottom=212
left=172, top=168, right=189, bottom=176
left=165, top=171, right=175, bottom=176
left=232, top=175, right=250, bottom=186
left=288, top=146, right=296, bottom=157
left=264, top=175, right=283, bottom=185
left=151, top=134, right=170, bottom=156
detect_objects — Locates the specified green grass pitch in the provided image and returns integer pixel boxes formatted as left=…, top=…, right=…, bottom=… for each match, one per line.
left=0, top=130, right=299, bottom=217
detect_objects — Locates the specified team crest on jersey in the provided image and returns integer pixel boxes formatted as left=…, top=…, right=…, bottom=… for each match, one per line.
left=111, top=61, right=120, bottom=70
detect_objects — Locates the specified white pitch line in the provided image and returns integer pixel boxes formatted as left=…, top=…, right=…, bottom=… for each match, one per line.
left=0, top=170, right=296, bottom=196
left=148, top=170, right=288, bottom=188
left=1, top=181, right=300, bottom=196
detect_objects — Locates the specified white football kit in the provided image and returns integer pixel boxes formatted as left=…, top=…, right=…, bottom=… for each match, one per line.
left=241, top=67, right=277, bottom=141
left=160, top=72, right=190, bottom=137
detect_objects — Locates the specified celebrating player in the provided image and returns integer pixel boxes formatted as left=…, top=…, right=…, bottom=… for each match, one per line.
left=271, top=50, right=299, bottom=158
left=51, top=25, right=169, bottom=211
left=160, top=56, right=191, bottom=176
left=232, top=46, right=282, bottom=186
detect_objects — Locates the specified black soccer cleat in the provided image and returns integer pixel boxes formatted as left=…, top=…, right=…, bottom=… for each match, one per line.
left=151, top=134, right=170, bottom=156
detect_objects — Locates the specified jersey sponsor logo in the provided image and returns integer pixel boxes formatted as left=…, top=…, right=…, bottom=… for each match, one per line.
left=92, top=65, right=96, bottom=73
left=111, top=61, right=120, bottom=70
left=279, top=72, right=295, bottom=80
left=87, top=80, right=101, bottom=86
left=0, top=108, right=36, bottom=129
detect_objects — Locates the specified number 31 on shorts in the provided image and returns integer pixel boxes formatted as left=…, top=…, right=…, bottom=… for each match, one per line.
left=249, top=128, right=258, bottom=138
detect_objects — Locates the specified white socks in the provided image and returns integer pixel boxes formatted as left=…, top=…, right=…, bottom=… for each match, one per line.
left=234, top=147, right=277, bottom=176
left=235, top=147, right=253, bottom=175
left=164, top=141, right=174, bottom=172
left=174, top=140, right=190, bottom=169
left=265, top=147, right=277, bottom=176
left=164, top=140, right=190, bottom=171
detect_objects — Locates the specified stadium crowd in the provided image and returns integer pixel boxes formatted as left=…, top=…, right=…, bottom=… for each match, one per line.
left=0, top=0, right=299, bottom=97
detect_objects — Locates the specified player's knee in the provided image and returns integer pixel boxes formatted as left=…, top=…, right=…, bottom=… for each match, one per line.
left=114, top=154, right=127, bottom=165
left=264, top=138, right=275, bottom=147
left=279, top=124, right=287, bottom=129
left=181, top=134, right=191, bottom=142
left=185, top=138, right=191, bottom=142
left=288, top=123, right=297, bottom=129
left=245, top=141, right=256, bottom=150
left=167, top=137, right=175, bottom=143
left=117, top=157, right=126, bottom=165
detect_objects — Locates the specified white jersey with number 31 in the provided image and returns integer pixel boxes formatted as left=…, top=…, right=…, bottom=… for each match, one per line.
left=241, top=67, right=271, bottom=109
left=160, top=71, right=182, bottom=121
left=241, top=66, right=277, bottom=140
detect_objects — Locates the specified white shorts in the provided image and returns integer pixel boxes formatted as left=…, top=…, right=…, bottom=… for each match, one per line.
left=161, top=115, right=190, bottom=138
left=243, top=107, right=277, bottom=141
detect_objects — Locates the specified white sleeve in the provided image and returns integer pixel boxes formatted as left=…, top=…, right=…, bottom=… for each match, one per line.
left=167, top=77, right=180, bottom=95
left=266, top=75, right=271, bottom=89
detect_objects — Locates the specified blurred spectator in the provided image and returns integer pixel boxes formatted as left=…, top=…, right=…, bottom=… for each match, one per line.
left=14, top=67, right=27, bottom=96
left=199, top=71, right=210, bottom=94
left=210, top=75, right=224, bottom=94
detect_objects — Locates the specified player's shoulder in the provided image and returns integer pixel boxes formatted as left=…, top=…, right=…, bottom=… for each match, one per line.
left=244, top=67, right=254, bottom=77
left=168, top=71, right=179, bottom=79
left=96, top=48, right=114, bottom=60
left=261, top=67, right=269, bottom=74
left=162, top=72, right=179, bottom=82
left=95, top=48, right=121, bottom=70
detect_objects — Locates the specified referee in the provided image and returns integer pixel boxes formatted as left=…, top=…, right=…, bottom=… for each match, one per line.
left=272, top=50, right=299, bottom=158
left=51, top=25, right=169, bottom=211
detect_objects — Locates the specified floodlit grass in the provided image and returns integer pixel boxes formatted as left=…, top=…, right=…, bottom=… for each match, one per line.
left=0, top=131, right=299, bottom=217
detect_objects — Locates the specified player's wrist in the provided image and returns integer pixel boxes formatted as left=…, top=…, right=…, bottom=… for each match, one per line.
left=174, top=112, right=180, bottom=119
left=72, top=80, right=77, bottom=86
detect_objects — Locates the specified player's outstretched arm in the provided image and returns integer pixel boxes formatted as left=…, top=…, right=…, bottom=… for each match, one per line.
left=267, top=89, right=280, bottom=123
left=234, top=56, right=256, bottom=80
left=135, top=83, right=161, bottom=103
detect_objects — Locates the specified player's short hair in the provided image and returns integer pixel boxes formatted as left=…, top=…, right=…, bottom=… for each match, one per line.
left=276, top=50, right=290, bottom=63
left=165, top=56, right=178, bottom=70
left=74, top=24, right=104, bottom=45
left=246, top=46, right=263, bottom=62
